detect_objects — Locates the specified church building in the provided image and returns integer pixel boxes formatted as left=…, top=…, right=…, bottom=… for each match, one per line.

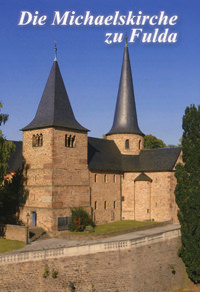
left=9, top=41, right=181, bottom=232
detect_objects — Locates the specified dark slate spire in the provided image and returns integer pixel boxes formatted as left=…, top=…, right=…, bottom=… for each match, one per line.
left=107, top=39, right=144, bottom=136
left=22, top=49, right=88, bottom=132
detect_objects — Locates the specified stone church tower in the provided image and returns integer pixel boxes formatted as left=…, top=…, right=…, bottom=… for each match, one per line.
left=21, top=48, right=90, bottom=231
left=106, top=39, right=144, bottom=155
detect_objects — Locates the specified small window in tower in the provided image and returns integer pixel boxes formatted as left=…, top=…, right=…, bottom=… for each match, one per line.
left=104, top=175, right=107, bottom=183
left=32, top=135, right=36, bottom=147
left=104, top=201, right=107, bottom=209
left=36, top=134, right=40, bottom=146
left=94, top=201, right=97, bottom=210
left=113, top=175, right=116, bottom=183
left=94, top=174, right=97, bottom=183
left=32, top=134, right=43, bottom=147
left=125, top=139, right=129, bottom=149
left=113, top=201, right=116, bottom=209
left=71, top=136, right=76, bottom=147
left=139, top=140, right=141, bottom=150
left=39, top=134, right=43, bottom=146
left=68, top=135, right=72, bottom=147
left=65, top=134, right=76, bottom=148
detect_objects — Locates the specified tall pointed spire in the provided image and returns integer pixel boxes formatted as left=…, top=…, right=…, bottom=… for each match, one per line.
left=107, top=41, right=144, bottom=136
left=22, top=46, right=88, bottom=132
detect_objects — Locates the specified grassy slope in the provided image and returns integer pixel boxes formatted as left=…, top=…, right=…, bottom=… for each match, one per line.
left=93, top=220, right=154, bottom=234
left=67, top=220, right=159, bottom=237
left=0, top=239, right=25, bottom=253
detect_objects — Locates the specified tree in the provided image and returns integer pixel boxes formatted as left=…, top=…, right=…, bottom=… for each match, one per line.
left=144, top=134, right=166, bottom=149
left=0, top=169, right=28, bottom=226
left=175, top=104, right=200, bottom=284
left=0, top=102, right=15, bottom=183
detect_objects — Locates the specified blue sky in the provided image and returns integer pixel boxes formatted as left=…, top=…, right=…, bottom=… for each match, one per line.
left=0, top=0, right=199, bottom=145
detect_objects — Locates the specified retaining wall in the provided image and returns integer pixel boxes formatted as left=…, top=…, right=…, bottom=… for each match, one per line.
left=0, top=228, right=189, bottom=292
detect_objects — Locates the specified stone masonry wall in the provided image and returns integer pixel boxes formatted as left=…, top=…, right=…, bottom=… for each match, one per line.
left=22, top=128, right=90, bottom=232
left=5, top=225, right=26, bottom=242
left=89, top=171, right=122, bottom=224
left=0, top=237, right=189, bottom=292
left=107, top=133, right=144, bottom=155
left=122, top=171, right=178, bottom=222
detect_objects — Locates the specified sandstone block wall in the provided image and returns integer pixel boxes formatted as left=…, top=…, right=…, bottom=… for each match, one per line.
left=5, top=225, right=26, bottom=242
left=22, top=128, right=90, bottom=232
left=122, top=171, right=178, bottom=222
left=0, top=237, right=189, bottom=292
left=89, top=171, right=122, bottom=224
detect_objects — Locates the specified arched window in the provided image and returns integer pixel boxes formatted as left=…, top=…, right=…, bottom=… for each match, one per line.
left=39, top=134, right=43, bottom=146
left=32, top=135, right=36, bottom=147
left=32, top=134, right=43, bottom=147
left=113, top=201, right=116, bottom=209
left=94, top=174, right=97, bottom=183
left=139, top=140, right=141, bottom=150
left=94, top=201, right=97, bottom=210
left=113, top=175, right=116, bottom=183
left=36, top=134, right=40, bottom=146
left=125, top=139, right=129, bottom=149
left=71, top=136, right=76, bottom=147
left=104, top=201, right=107, bottom=209
left=104, top=175, right=107, bottom=183
left=65, top=134, right=76, bottom=148
left=68, top=135, right=72, bottom=147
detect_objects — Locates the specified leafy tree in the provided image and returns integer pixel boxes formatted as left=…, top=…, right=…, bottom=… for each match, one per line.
left=167, top=144, right=177, bottom=148
left=0, top=169, right=27, bottom=227
left=144, top=134, right=166, bottom=149
left=0, top=102, right=15, bottom=183
left=175, top=104, right=200, bottom=283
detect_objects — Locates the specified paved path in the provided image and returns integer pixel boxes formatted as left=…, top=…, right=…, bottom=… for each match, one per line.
left=7, top=223, right=180, bottom=254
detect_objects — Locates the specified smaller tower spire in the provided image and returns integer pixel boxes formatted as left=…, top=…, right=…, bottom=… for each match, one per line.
left=54, top=40, right=57, bottom=61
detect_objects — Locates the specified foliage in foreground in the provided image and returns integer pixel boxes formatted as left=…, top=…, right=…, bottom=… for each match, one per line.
left=69, top=207, right=95, bottom=232
left=144, top=134, right=166, bottom=149
left=0, top=170, right=28, bottom=234
left=175, top=104, right=200, bottom=284
left=0, top=102, right=15, bottom=184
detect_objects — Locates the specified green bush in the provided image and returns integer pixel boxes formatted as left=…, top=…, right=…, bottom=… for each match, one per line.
left=51, top=269, right=58, bottom=278
left=42, top=264, right=49, bottom=278
left=85, top=225, right=94, bottom=232
left=69, top=207, right=95, bottom=232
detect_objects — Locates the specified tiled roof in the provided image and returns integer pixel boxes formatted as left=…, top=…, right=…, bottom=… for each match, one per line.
left=7, top=139, right=181, bottom=173
left=88, top=137, right=122, bottom=171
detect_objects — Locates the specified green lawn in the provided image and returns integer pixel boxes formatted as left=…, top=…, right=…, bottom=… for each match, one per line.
left=69, top=220, right=157, bottom=235
left=93, top=220, right=155, bottom=234
left=0, top=239, right=25, bottom=253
